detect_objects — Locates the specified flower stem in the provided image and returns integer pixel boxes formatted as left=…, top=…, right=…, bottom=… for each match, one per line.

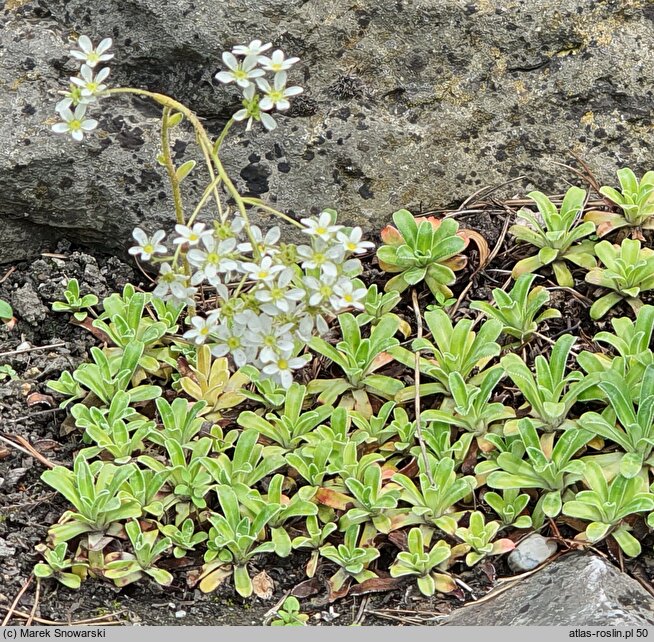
left=160, top=107, right=185, bottom=226
left=241, top=197, right=305, bottom=229
left=213, top=118, right=234, bottom=155
left=104, top=88, right=260, bottom=256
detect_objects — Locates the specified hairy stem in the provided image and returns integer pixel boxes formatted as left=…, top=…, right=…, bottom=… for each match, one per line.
left=160, top=107, right=185, bottom=225
left=241, top=197, right=304, bottom=229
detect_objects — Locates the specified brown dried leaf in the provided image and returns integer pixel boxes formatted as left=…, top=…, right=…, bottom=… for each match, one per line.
left=33, top=439, right=59, bottom=452
left=158, top=557, right=194, bottom=570
left=26, top=392, right=55, bottom=408
left=387, top=530, right=408, bottom=551
left=327, top=577, right=351, bottom=603
left=186, top=568, right=202, bottom=588
left=75, top=317, right=113, bottom=345
left=349, top=577, right=404, bottom=596
left=291, top=577, right=322, bottom=599
left=176, top=356, right=196, bottom=380
left=252, top=570, right=274, bottom=600
left=396, top=457, right=418, bottom=479
left=461, top=228, right=490, bottom=268
left=461, top=439, right=479, bottom=475
left=479, top=560, right=496, bottom=583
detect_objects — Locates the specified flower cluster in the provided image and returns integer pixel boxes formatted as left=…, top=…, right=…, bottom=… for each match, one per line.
left=52, top=36, right=114, bottom=141
left=215, top=39, right=303, bottom=131
left=130, top=212, right=374, bottom=387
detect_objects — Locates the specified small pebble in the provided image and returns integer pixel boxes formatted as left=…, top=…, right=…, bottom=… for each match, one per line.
left=175, top=610, right=187, bottom=619
left=0, top=539, right=17, bottom=558
left=508, top=533, right=558, bottom=572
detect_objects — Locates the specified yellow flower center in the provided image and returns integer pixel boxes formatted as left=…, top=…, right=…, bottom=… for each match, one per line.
left=278, top=359, right=288, bottom=370
left=143, top=243, right=154, bottom=254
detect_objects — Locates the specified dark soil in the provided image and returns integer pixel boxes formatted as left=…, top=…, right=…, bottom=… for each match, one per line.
left=3, top=191, right=654, bottom=626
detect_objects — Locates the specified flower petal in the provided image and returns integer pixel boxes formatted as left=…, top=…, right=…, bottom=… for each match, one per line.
left=97, top=38, right=113, bottom=54
left=222, top=51, right=238, bottom=70
left=215, top=71, right=234, bottom=84
left=78, top=35, right=93, bottom=53
left=260, top=112, right=277, bottom=131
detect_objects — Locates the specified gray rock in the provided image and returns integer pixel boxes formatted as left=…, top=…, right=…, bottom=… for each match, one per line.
left=11, top=283, right=48, bottom=324
left=442, top=553, right=654, bottom=626
left=508, top=533, right=558, bottom=572
left=2, top=1, right=654, bottom=262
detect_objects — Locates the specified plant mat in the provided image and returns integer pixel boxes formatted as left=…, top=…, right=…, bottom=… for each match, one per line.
left=3, top=175, right=654, bottom=626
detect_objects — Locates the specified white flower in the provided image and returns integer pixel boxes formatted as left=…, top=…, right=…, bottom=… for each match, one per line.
left=232, top=87, right=278, bottom=132
left=336, top=228, right=375, bottom=255
left=128, top=228, right=167, bottom=261
left=297, top=242, right=343, bottom=278
left=258, top=50, right=299, bottom=72
left=187, top=236, right=238, bottom=280
left=296, top=311, right=330, bottom=342
left=173, top=223, right=213, bottom=247
left=215, top=53, right=265, bottom=89
left=257, top=73, right=303, bottom=112
left=331, top=279, right=367, bottom=311
left=153, top=263, right=197, bottom=305
left=183, top=312, right=220, bottom=345
left=70, top=36, right=114, bottom=68
left=261, top=350, right=310, bottom=389
left=241, top=256, right=286, bottom=283
left=237, top=224, right=281, bottom=256
left=70, top=64, right=110, bottom=97
left=244, top=315, right=294, bottom=361
left=232, top=39, right=272, bottom=57
left=303, top=274, right=338, bottom=307
left=211, top=321, right=256, bottom=368
left=233, top=84, right=257, bottom=130
left=51, top=104, right=98, bottom=142
left=254, top=270, right=304, bottom=315
left=300, top=211, right=343, bottom=241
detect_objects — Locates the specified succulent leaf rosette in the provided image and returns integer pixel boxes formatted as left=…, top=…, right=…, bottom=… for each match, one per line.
left=376, top=209, right=479, bottom=299
left=585, top=238, right=654, bottom=319
left=586, top=168, right=654, bottom=237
